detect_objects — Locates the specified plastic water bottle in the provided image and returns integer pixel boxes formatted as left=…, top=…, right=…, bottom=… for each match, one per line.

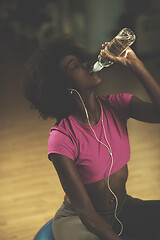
left=92, top=28, right=136, bottom=72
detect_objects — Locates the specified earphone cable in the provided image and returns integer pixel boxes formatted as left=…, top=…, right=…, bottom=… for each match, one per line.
left=69, top=88, right=123, bottom=236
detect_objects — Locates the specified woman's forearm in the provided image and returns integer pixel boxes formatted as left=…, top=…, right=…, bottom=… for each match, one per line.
left=101, top=45, right=160, bottom=110
left=79, top=209, right=122, bottom=240
left=129, top=59, right=160, bottom=110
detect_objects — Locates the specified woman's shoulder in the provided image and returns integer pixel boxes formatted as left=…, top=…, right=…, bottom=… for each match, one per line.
left=49, top=116, right=79, bottom=144
left=99, top=92, right=133, bottom=120
left=99, top=92, right=133, bottom=107
left=48, top=117, right=77, bottom=149
left=49, top=117, right=71, bottom=135
left=48, top=117, right=79, bottom=161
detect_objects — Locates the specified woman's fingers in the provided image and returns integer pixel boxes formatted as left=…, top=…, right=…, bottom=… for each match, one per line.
left=102, top=42, right=109, bottom=48
left=100, top=43, right=139, bottom=67
left=100, top=50, right=117, bottom=62
left=123, top=49, right=132, bottom=58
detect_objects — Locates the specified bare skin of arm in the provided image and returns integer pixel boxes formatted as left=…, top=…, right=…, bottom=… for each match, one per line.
left=49, top=153, right=122, bottom=240
left=101, top=44, right=160, bottom=123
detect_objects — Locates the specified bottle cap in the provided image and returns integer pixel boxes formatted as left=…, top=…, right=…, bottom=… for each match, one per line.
left=92, top=61, right=103, bottom=72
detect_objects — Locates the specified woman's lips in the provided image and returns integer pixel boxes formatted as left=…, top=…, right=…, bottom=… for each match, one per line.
left=88, top=66, right=94, bottom=75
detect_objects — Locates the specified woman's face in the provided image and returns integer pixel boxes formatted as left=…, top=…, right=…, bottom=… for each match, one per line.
left=60, top=55, right=102, bottom=92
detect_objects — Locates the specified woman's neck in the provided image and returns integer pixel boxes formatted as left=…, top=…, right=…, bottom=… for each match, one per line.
left=72, top=90, right=101, bottom=125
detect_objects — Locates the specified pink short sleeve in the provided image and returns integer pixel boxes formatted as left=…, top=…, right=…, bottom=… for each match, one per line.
left=106, top=93, right=133, bottom=119
left=48, top=129, right=77, bottom=161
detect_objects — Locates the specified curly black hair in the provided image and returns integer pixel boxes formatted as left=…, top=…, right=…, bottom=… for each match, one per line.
left=23, top=35, right=90, bottom=123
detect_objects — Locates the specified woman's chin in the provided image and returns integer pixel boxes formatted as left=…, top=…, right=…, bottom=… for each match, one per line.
left=92, top=72, right=102, bottom=84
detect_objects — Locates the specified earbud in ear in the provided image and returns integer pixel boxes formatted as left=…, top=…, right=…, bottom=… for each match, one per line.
left=68, top=88, right=72, bottom=94
left=68, top=88, right=74, bottom=94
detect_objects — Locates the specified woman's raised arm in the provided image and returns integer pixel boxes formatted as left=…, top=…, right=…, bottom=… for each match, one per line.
left=101, top=44, right=160, bottom=123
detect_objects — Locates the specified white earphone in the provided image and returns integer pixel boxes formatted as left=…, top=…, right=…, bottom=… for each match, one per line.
left=68, top=88, right=123, bottom=236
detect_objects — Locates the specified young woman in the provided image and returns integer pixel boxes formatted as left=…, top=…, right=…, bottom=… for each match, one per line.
left=24, top=36, right=160, bottom=240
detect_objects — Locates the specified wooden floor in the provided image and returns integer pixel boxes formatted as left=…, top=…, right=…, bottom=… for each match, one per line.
left=0, top=46, right=160, bottom=239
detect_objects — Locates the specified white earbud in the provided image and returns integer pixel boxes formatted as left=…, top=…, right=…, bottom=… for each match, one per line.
left=68, top=88, right=76, bottom=95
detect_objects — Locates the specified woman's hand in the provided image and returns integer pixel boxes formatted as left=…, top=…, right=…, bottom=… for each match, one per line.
left=101, top=43, right=160, bottom=113
left=101, top=42, right=140, bottom=69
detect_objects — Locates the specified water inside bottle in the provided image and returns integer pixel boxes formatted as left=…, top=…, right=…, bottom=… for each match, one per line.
left=106, top=35, right=135, bottom=57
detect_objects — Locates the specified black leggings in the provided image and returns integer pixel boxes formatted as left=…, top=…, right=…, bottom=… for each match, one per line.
left=52, top=195, right=160, bottom=240
left=113, top=196, right=160, bottom=240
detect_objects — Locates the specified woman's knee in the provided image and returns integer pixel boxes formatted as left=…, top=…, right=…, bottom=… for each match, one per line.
left=52, top=217, right=100, bottom=240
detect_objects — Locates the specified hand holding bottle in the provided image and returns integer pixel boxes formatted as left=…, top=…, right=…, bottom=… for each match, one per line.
left=100, top=42, right=139, bottom=69
left=92, top=28, right=136, bottom=72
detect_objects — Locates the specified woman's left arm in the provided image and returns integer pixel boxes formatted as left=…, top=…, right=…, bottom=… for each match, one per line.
left=101, top=45, right=160, bottom=123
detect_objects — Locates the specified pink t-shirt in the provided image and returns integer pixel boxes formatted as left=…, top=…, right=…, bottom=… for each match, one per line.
left=48, top=93, right=133, bottom=184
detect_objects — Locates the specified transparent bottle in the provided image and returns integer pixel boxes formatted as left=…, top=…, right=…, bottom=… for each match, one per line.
left=92, top=28, right=136, bottom=72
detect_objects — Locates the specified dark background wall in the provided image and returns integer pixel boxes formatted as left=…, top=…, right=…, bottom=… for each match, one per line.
left=1, top=0, right=160, bottom=108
